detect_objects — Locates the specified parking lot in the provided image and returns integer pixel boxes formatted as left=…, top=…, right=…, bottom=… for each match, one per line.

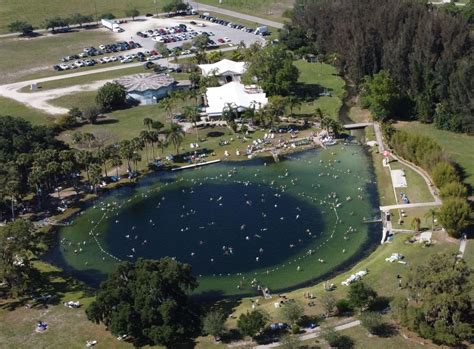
left=51, top=15, right=266, bottom=72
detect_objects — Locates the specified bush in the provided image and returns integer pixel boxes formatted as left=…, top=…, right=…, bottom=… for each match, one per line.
left=291, top=324, right=300, bottom=334
left=347, top=281, right=377, bottom=311
left=439, top=181, right=468, bottom=199
left=335, top=299, right=353, bottom=315
left=360, top=311, right=383, bottom=335
left=431, top=162, right=460, bottom=188
left=323, top=328, right=354, bottom=349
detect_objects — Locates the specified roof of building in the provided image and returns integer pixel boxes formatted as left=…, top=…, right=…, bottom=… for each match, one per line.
left=205, top=81, right=268, bottom=116
left=116, top=73, right=176, bottom=92
left=199, top=59, right=247, bottom=77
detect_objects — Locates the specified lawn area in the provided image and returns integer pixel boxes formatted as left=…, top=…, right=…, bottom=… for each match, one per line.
left=19, top=66, right=150, bottom=92
left=293, top=60, right=346, bottom=120
left=0, top=96, right=54, bottom=125
left=371, top=150, right=397, bottom=207
left=389, top=160, right=434, bottom=203
left=49, top=91, right=97, bottom=110
left=228, top=231, right=458, bottom=328
left=390, top=206, right=440, bottom=230
left=0, top=29, right=114, bottom=84
left=0, top=0, right=164, bottom=33
left=197, top=0, right=293, bottom=23
left=395, top=121, right=474, bottom=188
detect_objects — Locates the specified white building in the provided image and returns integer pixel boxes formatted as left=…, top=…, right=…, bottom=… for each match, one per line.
left=199, top=59, right=247, bottom=84
left=205, top=81, right=268, bottom=118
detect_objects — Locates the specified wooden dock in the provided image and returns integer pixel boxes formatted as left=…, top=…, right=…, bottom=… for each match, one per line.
left=171, top=159, right=221, bottom=171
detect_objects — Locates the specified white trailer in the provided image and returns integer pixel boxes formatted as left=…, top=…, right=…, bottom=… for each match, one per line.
left=101, top=18, right=120, bottom=32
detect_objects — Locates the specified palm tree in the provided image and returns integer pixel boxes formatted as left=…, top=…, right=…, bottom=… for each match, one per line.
left=89, top=163, right=102, bottom=194
left=183, top=106, right=201, bottom=142
left=75, top=150, right=93, bottom=182
left=111, top=155, right=122, bottom=179
left=143, top=117, right=153, bottom=130
left=160, top=98, right=174, bottom=121
left=411, top=217, right=421, bottom=232
left=119, top=140, right=134, bottom=173
left=166, top=123, right=185, bottom=155
left=5, top=166, right=21, bottom=220
left=151, top=120, right=164, bottom=132
left=424, top=208, right=438, bottom=232
left=222, top=103, right=239, bottom=132
left=287, top=95, right=302, bottom=118
left=139, top=130, right=151, bottom=164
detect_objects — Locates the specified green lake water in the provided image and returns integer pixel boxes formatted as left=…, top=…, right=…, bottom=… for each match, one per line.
left=47, top=144, right=381, bottom=297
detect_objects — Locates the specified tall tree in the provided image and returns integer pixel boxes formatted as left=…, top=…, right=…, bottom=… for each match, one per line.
left=96, top=82, right=127, bottom=112
left=86, top=258, right=200, bottom=346
left=8, top=21, right=34, bottom=36
left=166, top=124, right=185, bottom=155
left=202, top=310, right=226, bottom=341
left=437, top=198, right=471, bottom=238
left=237, top=310, right=269, bottom=338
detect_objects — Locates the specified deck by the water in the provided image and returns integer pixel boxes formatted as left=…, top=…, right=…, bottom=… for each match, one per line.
left=171, top=159, right=221, bottom=171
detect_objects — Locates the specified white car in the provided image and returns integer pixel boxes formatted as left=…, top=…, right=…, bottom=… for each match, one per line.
left=59, top=63, right=70, bottom=70
left=103, top=57, right=111, bottom=63
left=121, top=58, right=133, bottom=64
left=181, top=50, right=191, bottom=55
left=224, top=37, right=231, bottom=43
left=74, top=60, right=85, bottom=67
left=110, top=56, right=118, bottom=62
left=99, top=44, right=106, bottom=50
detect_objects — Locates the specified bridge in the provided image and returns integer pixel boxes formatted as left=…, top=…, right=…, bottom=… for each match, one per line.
left=343, top=122, right=373, bottom=130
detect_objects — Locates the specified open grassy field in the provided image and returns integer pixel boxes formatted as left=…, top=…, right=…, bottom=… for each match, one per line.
left=389, top=160, right=434, bottom=203
left=0, top=0, right=164, bottom=34
left=0, top=96, right=53, bottom=125
left=198, top=0, right=293, bottom=23
left=395, top=121, right=474, bottom=188
left=0, top=29, right=114, bottom=84
left=293, top=60, right=345, bottom=120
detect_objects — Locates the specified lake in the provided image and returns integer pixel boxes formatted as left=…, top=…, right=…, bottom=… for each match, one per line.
left=47, top=144, right=381, bottom=297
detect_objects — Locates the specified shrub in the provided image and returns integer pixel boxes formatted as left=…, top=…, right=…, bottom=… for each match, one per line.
left=437, top=198, right=471, bottom=238
left=439, top=181, right=468, bottom=199
left=335, top=299, right=353, bottom=315
left=431, top=162, right=460, bottom=188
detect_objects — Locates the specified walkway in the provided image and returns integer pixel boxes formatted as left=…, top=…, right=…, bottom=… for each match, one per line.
left=380, top=202, right=442, bottom=211
left=459, top=238, right=467, bottom=258
left=253, top=319, right=361, bottom=348
left=343, top=122, right=372, bottom=130
left=373, top=121, right=385, bottom=153
left=189, top=1, right=284, bottom=29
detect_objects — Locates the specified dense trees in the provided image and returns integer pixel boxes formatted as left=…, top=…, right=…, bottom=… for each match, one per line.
left=124, top=8, right=139, bottom=20
left=86, top=257, right=200, bottom=346
left=392, top=253, right=472, bottom=346
left=360, top=71, right=401, bottom=120
left=96, top=82, right=127, bottom=112
left=202, top=310, right=226, bottom=340
left=163, top=0, right=189, bottom=13
left=437, top=198, right=471, bottom=238
left=288, top=0, right=473, bottom=132
left=243, top=45, right=299, bottom=96
left=0, top=220, right=43, bottom=298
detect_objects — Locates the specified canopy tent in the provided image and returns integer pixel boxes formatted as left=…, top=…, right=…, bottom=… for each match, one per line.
left=199, top=59, right=247, bottom=77
left=205, top=81, right=268, bottom=117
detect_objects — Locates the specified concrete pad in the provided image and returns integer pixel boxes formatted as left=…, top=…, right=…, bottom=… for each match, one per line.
left=391, top=169, right=407, bottom=188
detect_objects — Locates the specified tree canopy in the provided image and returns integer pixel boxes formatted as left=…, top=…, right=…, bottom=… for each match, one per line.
left=243, top=45, right=299, bottom=96
left=86, top=257, right=200, bottom=346
left=8, top=21, right=34, bottom=36
left=288, top=0, right=473, bottom=132
left=237, top=310, right=269, bottom=338
left=393, top=253, right=472, bottom=346
left=96, top=82, right=127, bottom=112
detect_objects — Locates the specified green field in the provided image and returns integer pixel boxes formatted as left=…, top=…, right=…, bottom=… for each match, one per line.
left=0, top=96, right=53, bottom=125
left=0, top=0, right=165, bottom=33
left=197, top=0, right=293, bottom=23
left=396, top=121, right=474, bottom=188
left=0, top=30, right=114, bottom=84
left=293, top=60, right=346, bottom=119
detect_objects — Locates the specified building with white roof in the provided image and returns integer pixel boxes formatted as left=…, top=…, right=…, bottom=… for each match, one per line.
left=198, top=59, right=247, bottom=84
left=205, top=81, right=268, bottom=117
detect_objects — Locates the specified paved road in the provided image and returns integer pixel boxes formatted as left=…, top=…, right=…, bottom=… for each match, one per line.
left=254, top=319, right=361, bottom=348
left=189, top=1, right=284, bottom=29
left=373, top=121, right=385, bottom=153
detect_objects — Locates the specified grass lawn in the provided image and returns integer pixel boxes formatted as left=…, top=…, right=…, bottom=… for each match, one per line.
left=389, top=160, right=434, bottom=203
left=395, top=121, right=474, bottom=188
left=197, top=0, right=293, bottom=23
left=49, top=91, right=97, bottom=110
left=293, top=60, right=346, bottom=120
left=19, top=66, right=150, bottom=92
left=390, top=206, right=440, bottom=231
left=0, top=29, right=114, bottom=84
left=371, top=150, right=397, bottom=207
left=0, top=0, right=164, bottom=34
left=0, top=96, right=54, bottom=125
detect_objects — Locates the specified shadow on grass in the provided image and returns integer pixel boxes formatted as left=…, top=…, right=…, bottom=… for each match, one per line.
left=207, top=131, right=225, bottom=137
left=372, top=323, right=398, bottom=338
left=94, top=118, right=118, bottom=125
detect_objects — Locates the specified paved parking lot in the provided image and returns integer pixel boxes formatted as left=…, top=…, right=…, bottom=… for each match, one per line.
left=114, top=16, right=265, bottom=51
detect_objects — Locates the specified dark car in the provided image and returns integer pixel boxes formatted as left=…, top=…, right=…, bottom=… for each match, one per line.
left=145, top=13, right=153, bottom=17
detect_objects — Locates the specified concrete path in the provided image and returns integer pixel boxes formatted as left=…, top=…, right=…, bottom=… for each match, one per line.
left=380, top=202, right=442, bottom=211
left=373, top=121, right=385, bottom=153
left=253, top=319, right=360, bottom=348
left=189, top=1, right=285, bottom=28
left=343, top=122, right=372, bottom=129
left=459, top=238, right=467, bottom=258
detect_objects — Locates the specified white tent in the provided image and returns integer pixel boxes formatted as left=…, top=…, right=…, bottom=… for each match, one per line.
left=199, top=59, right=246, bottom=77
left=205, top=81, right=268, bottom=117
